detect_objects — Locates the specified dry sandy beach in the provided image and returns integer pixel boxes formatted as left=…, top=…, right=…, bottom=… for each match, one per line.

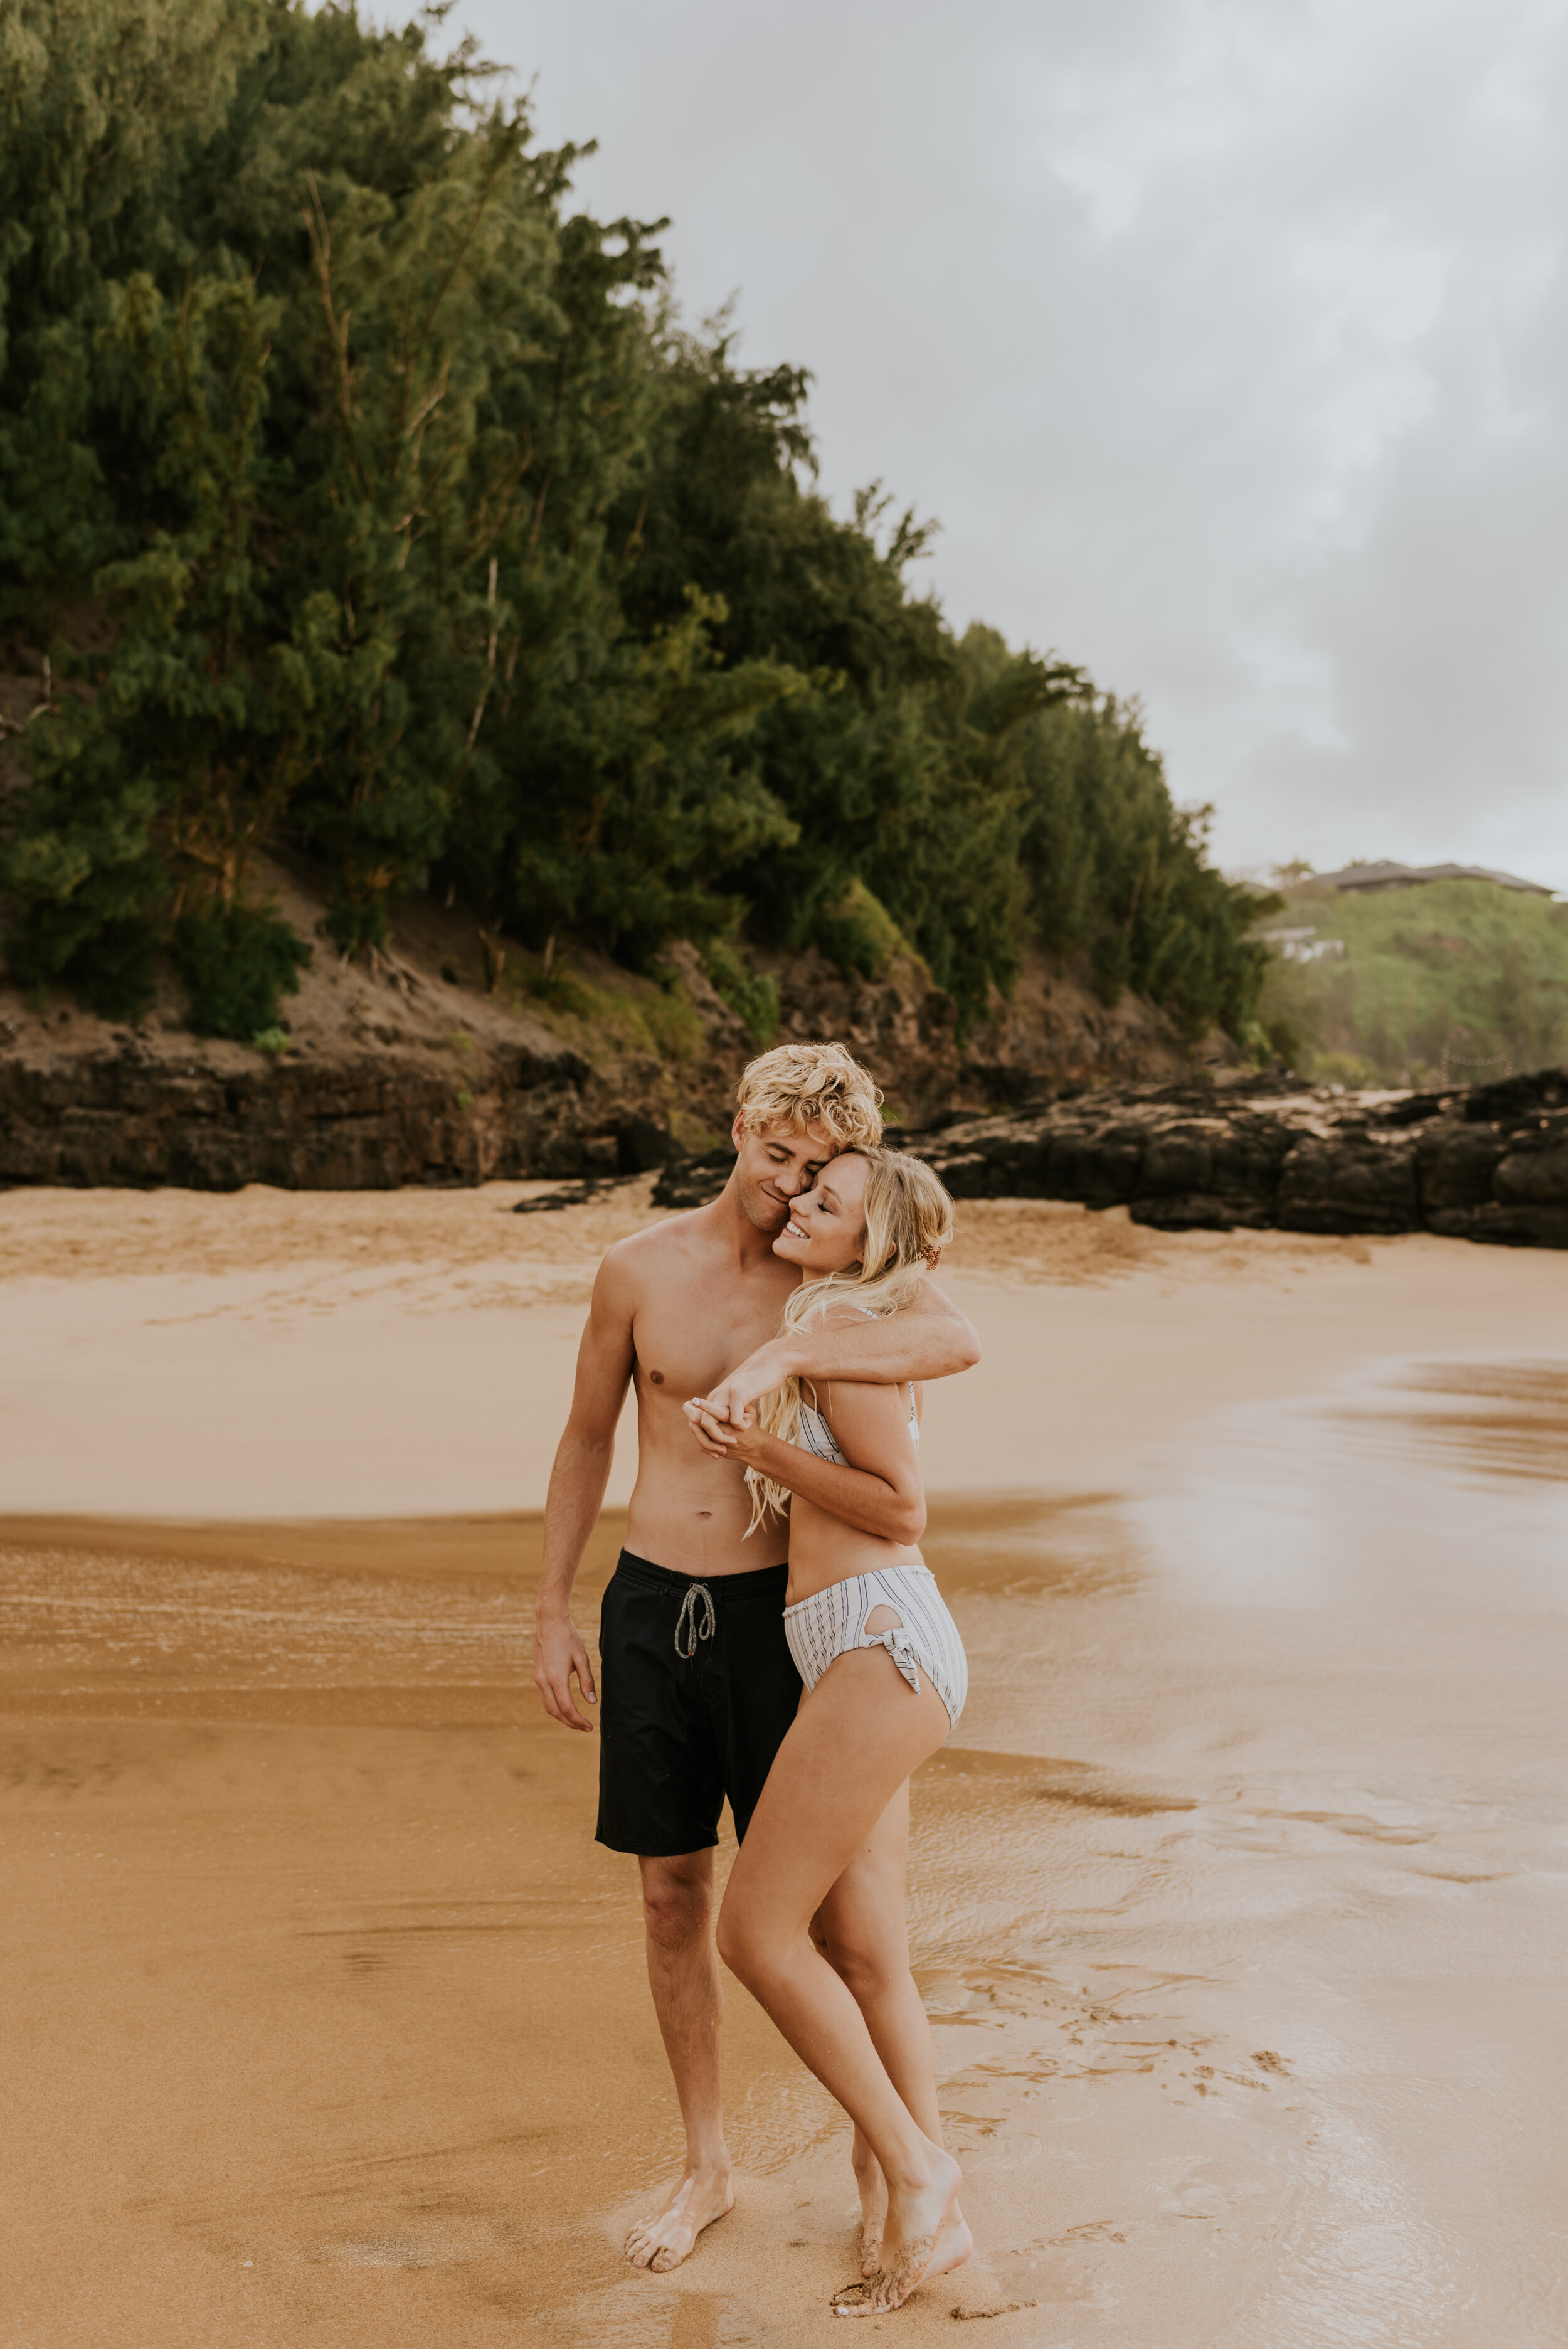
left=3, top=1182, right=1567, bottom=2346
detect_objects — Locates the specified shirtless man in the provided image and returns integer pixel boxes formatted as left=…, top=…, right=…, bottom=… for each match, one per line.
left=533, top=1041, right=980, bottom=2275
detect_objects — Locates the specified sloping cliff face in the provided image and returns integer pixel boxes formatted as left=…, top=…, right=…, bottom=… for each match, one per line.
left=0, top=854, right=690, bottom=1187
left=0, top=856, right=1206, bottom=1189
left=759, top=941, right=1200, bottom=1123
left=899, top=1068, right=1568, bottom=1248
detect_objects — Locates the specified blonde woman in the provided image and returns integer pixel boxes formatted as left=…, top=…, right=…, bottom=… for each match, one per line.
left=684, top=1148, right=971, bottom=2316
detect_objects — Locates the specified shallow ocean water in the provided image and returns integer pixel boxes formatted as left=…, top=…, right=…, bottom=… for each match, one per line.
left=1, top=1353, right=1565, bottom=2346
left=914, top=1355, right=1568, bottom=2345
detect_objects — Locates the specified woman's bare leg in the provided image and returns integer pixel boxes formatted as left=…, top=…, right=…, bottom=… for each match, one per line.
left=812, top=1790, right=970, bottom=2281
left=716, top=1648, right=958, bottom=2313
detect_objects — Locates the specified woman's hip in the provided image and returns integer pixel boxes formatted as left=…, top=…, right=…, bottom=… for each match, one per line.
left=783, top=1564, right=967, bottom=1731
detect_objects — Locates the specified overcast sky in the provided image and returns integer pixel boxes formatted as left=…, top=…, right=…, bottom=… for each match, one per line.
left=448, top=0, right=1568, bottom=891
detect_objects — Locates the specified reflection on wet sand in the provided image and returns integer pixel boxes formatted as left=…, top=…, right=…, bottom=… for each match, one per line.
left=3, top=1351, right=1566, bottom=2345
left=921, top=1494, right=1143, bottom=1603
left=1378, top=1358, right=1568, bottom=1483
left=0, top=1512, right=606, bottom=1724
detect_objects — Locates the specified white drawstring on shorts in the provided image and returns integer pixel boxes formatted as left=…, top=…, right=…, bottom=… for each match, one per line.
left=674, top=1581, right=716, bottom=1658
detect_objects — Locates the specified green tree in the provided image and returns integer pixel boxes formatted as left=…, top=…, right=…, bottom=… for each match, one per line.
left=1, top=0, right=1271, bottom=1056
left=1019, top=693, right=1270, bottom=1037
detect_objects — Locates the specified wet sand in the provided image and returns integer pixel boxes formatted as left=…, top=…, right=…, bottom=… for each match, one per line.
left=3, top=1185, right=1567, bottom=2343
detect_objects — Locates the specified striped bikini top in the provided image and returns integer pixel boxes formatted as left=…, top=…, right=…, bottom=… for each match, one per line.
left=791, top=1303, right=920, bottom=1466
left=796, top=1384, right=920, bottom=1467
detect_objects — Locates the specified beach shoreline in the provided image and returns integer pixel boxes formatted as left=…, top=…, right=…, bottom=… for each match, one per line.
left=6, top=1179, right=1568, bottom=1519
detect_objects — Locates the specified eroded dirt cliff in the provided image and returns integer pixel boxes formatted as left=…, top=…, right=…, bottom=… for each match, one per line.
left=1, top=854, right=1216, bottom=1189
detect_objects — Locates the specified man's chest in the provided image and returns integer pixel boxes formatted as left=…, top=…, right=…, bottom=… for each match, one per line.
left=631, top=1276, right=794, bottom=1401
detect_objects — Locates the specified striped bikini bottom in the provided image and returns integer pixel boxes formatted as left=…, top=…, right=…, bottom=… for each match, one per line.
left=783, top=1563, right=967, bottom=1731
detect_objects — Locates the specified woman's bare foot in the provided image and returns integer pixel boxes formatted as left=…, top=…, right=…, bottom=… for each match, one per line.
left=832, top=2149, right=962, bottom=2315
left=858, top=2168, right=970, bottom=2282
left=926, top=2205, right=974, bottom=2280
left=623, top=2162, right=734, bottom=2273
left=852, top=2134, right=887, bottom=2277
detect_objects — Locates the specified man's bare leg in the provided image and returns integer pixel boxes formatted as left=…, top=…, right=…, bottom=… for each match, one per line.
left=623, top=1850, right=736, bottom=2272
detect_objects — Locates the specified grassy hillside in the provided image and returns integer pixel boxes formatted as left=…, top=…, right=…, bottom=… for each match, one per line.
left=1257, top=878, right=1568, bottom=1085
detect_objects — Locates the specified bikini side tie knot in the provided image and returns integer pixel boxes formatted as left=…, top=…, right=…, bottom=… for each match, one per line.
left=674, top=1581, right=716, bottom=1659
left=866, top=1622, right=923, bottom=1697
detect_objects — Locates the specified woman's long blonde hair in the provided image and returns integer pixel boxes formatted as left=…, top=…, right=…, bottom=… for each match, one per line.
left=744, top=1147, right=956, bottom=1535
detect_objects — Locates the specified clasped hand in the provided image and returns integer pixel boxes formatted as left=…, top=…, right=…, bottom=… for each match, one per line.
left=682, top=1349, right=781, bottom=1461
left=682, top=1393, right=771, bottom=1463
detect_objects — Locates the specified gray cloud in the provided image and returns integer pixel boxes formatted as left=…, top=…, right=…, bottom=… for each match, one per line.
left=452, top=0, right=1568, bottom=888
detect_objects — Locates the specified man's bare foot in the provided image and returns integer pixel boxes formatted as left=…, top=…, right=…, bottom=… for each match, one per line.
left=832, top=2150, right=962, bottom=2315
left=623, top=2163, right=734, bottom=2274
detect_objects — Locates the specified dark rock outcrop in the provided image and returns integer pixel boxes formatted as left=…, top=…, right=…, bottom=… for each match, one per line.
left=0, top=1036, right=612, bottom=1189
left=888, top=1069, right=1568, bottom=1247
left=650, top=1147, right=737, bottom=1210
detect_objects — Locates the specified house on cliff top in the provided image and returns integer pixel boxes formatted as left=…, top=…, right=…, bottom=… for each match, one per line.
left=1316, top=860, right=1555, bottom=897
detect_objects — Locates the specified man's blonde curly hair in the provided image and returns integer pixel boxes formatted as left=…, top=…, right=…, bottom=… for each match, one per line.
left=735, top=1041, right=884, bottom=1151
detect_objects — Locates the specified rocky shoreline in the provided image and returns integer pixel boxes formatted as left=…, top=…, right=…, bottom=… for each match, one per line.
left=6, top=996, right=1564, bottom=1246
left=898, top=1069, right=1568, bottom=1247
left=644, top=1068, right=1568, bottom=1247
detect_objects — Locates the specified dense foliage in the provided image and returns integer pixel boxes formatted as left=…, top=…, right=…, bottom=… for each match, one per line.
left=0, top=0, right=1268, bottom=1042
left=1258, top=878, right=1568, bottom=1085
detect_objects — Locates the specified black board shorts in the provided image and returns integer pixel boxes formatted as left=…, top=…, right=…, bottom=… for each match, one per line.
left=595, top=1550, right=801, bottom=1856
